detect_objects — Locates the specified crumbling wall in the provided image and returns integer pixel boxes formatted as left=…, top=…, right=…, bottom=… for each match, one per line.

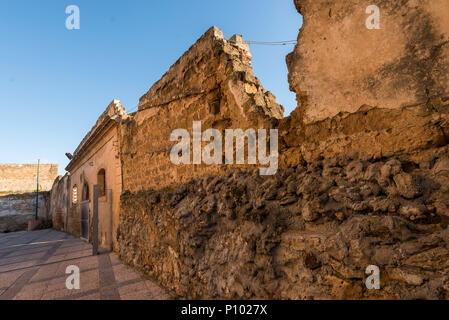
left=279, top=100, right=449, bottom=165
left=120, top=27, right=283, bottom=193
left=59, top=0, right=449, bottom=299
left=287, top=0, right=449, bottom=123
left=0, top=164, right=58, bottom=192
left=115, top=1, right=449, bottom=300
left=117, top=149, right=449, bottom=299
left=281, top=0, right=449, bottom=164
left=0, top=192, right=49, bottom=233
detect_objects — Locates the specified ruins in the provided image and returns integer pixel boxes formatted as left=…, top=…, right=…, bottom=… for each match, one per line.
left=50, top=0, right=449, bottom=299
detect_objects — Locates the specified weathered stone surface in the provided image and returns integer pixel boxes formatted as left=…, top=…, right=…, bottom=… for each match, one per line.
left=302, top=201, right=320, bottom=222
left=117, top=154, right=449, bottom=299
left=0, top=192, right=49, bottom=233
left=393, top=173, right=422, bottom=199
left=279, top=99, right=449, bottom=166
left=433, top=157, right=449, bottom=176
left=121, top=27, right=283, bottom=193
left=287, top=0, right=449, bottom=124
left=280, top=0, right=449, bottom=165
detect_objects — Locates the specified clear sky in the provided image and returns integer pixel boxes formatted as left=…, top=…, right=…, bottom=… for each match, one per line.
left=0, top=0, right=302, bottom=175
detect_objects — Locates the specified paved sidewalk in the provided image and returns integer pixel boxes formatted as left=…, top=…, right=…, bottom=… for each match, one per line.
left=0, top=229, right=171, bottom=300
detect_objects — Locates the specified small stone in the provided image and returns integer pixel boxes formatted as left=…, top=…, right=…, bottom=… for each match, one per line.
left=303, top=252, right=321, bottom=269
left=393, top=173, right=422, bottom=199
left=399, top=204, right=425, bottom=219
left=379, top=159, right=402, bottom=181
left=388, top=203, right=397, bottom=213
left=364, top=162, right=382, bottom=181
left=434, top=201, right=449, bottom=217
left=244, top=83, right=258, bottom=94
left=360, top=184, right=373, bottom=198
left=322, top=166, right=341, bottom=177
left=280, top=195, right=297, bottom=206
left=433, top=157, right=449, bottom=176
left=419, top=155, right=436, bottom=170
left=345, top=160, right=364, bottom=180
left=335, top=211, right=345, bottom=221
left=426, top=205, right=436, bottom=213
left=302, top=201, right=320, bottom=222
left=347, top=201, right=368, bottom=212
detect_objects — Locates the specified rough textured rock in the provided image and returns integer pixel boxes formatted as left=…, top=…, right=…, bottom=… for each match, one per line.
left=139, top=28, right=283, bottom=120
left=279, top=100, right=449, bottom=165
left=393, top=173, right=422, bottom=199
left=287, top=0, right=449, bottom=124
left=281, top=0, right=449, bottom=165
left=117, top=151, right=449, bottom=299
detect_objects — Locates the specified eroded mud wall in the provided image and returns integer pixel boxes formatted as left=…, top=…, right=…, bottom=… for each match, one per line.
left=281, top=0, right=449, bottom=164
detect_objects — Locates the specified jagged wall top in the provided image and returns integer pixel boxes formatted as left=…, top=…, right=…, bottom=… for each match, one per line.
left=288, top=0, right=449, bottom=124
left=138, top=26, right=284, bottom=120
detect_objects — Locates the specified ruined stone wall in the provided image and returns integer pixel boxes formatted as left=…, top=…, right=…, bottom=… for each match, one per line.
left=0, top=164, right=58, bottom=192
left=47, top=0, right=449, bottom=299
left=287, top=0, right=449, bottom=123
left=117, top=149, right=449, bottom=299
left=281, top=0, right=449, bottom=164
left=0, top=192, right=50, bottom=233
left=0, top=164, right=55, bottom=232
left=120, top=27, right=283, bottom=193
left=115, top=1, right=449, bottom=300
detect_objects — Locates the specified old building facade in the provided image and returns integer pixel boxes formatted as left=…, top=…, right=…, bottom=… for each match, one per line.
left=51, top=100, right=126, bottom=251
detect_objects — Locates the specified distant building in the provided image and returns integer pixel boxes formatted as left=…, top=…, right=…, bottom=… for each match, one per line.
left=0, top=164, right=58, bottom=193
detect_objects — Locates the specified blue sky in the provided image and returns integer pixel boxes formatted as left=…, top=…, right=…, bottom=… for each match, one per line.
left=0, top=0, right=302, bottom=174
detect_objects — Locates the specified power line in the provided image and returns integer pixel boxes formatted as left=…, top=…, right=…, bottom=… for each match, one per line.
left=127, top=106, right=139, bottom=113
left=246, top=40, right=297, bottom=46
